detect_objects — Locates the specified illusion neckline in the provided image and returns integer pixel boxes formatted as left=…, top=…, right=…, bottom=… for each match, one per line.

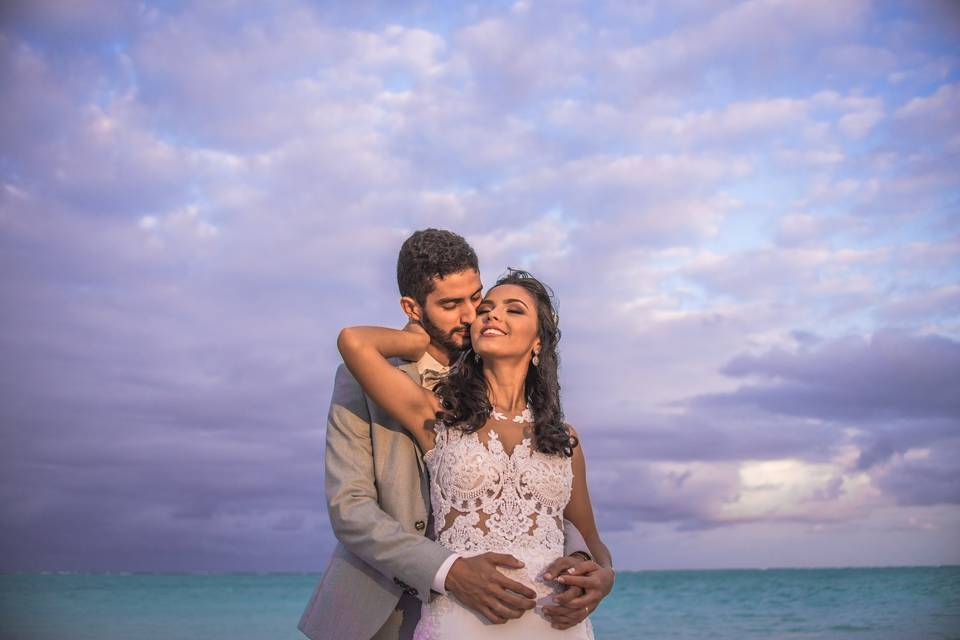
left=424, top=427, right=533, bottom=462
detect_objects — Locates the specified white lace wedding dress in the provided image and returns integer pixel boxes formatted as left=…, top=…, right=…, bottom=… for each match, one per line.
left=414, top=422, right=595, bottom=639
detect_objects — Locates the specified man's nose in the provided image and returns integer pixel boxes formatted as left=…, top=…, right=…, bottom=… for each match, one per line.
left=462, top=304, right=477, bottom=325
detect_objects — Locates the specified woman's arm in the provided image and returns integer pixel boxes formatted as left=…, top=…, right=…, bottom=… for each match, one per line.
left=543, top=424, right=616, bottom=629
left=562, top=425, right=613, bottom=571
left=336, top=325, right=440, bottom=449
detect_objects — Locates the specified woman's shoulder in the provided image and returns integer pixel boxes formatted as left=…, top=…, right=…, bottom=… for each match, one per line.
left=422, top=420, right=462, bottom=463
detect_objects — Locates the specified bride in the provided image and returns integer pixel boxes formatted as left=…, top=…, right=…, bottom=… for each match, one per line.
left=337, top=269, right=613, bottom=638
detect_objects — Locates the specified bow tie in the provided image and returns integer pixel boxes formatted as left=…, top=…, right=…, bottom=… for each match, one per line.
left=420, top=368, right=448, bottom=391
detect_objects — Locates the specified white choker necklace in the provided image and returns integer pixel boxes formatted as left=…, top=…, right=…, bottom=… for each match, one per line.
left=490, top=405, right=534, bottom=423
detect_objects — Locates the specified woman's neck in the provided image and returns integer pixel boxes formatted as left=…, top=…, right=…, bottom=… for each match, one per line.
left=482, top=359, right=528, bottom=413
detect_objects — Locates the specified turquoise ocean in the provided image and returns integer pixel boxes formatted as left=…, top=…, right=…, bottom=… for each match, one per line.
left=2, top=567, right=958, bottom=639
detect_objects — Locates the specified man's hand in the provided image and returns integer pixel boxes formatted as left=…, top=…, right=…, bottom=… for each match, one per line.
left=541, top=558, right=615, bottom=630
left=444, top=553, right=537, bottom=624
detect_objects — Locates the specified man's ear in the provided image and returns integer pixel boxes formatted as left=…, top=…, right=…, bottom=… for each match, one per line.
left=400, top=296, right=422, bottom=322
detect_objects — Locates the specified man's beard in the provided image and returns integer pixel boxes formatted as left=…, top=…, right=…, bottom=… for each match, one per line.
left=421, top=311, right=470, bottom=360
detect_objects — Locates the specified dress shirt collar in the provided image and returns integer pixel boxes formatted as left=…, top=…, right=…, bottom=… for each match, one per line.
left=415, top=350, right=450, bottom=377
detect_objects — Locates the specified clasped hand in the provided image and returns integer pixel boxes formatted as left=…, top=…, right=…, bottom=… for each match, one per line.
left=445, top=553, right=614, bottom=628
left=541, top=556, right=615, bottom=630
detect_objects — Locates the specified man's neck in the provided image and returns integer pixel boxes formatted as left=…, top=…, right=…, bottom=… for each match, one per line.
left=424, top=342, right=453, bottom=367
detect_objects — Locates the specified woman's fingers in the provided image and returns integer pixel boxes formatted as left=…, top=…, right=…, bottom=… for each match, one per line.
left=542, top=556, right=578, bottom=581
left=556, top=573, right=597, bottom=588
left=566, top=559, right=600, bottom=576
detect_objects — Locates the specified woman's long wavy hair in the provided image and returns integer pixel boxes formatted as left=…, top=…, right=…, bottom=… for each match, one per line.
left=435, top=269, right=578, bottom=457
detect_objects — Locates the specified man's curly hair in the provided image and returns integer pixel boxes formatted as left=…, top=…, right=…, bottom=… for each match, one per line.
left=397, top=229, right=479, bottom=303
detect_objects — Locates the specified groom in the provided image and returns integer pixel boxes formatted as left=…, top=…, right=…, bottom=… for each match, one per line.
left=299, top=229, right=613, bottom=639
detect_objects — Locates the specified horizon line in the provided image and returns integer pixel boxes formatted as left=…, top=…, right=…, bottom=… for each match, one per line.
left=4, top=564, right=958, bottom=576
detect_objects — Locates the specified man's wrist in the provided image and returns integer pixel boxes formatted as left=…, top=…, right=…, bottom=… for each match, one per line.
left=431, top=553, right=461, bottom=595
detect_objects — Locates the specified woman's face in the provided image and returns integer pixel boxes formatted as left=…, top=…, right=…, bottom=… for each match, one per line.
left=470, top=284, right=540, bottom=363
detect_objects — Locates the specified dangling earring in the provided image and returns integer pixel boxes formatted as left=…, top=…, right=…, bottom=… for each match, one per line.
left=474, top=350, right=481, bottom=363
left=532, top=351, right=540, bottom=367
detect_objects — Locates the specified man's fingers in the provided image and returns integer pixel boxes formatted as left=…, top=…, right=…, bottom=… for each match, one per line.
left=487, top=598, right=525, bottom=621
left=543, top=609, right=584, bottom=629
left=563, top=592, right=601, bottom=610
left=492, top=587, right=538, bottom=611
left=551, top=585, right=584, bottom=606
left=552, top=620, right=579, bottom=630
left=493, top=573, right=538, bottom=600
left=479, top=606, right=506, bottom=625
left=488, top=552, right=524, bottom=568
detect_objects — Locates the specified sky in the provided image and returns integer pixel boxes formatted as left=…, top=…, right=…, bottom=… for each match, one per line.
left=1, top=0, right=958, bottom=573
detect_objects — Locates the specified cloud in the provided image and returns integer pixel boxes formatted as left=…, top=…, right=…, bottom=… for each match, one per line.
left=2, top=0, right=958, bottom=571
left=704, top=330, right=960, bottom=422
left=876, top=445, right=960, bottom=507
left=608, top=0, right=871, bottom=91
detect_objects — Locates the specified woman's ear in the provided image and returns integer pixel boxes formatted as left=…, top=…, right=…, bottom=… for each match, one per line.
left=400, top=296, right=422, bottom=322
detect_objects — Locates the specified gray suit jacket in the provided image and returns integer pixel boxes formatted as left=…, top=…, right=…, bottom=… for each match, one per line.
left=299, top=361, right=591, bottom=640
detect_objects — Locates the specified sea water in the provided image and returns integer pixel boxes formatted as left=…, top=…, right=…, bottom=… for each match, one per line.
left=1, top=567, right=958, bottom=639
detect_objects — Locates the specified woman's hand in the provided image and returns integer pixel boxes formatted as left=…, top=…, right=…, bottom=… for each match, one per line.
left=400, top=320, right=430, bottom=360
left=402, top=319, right=429, bottom=336
left=542, top=560, right=615, bottom=629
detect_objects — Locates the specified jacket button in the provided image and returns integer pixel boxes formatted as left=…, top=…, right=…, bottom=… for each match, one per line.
left=414, top=520, right=426, bottom=531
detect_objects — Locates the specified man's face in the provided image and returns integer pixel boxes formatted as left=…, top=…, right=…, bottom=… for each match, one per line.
left=419, top=269, right=483, bottom=356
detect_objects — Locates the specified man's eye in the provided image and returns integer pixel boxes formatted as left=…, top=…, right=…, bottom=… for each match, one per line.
left=442, top=304, right=456, bottom=310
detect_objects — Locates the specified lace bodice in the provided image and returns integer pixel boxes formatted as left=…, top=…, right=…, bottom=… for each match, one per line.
left=423, top=422, right=573, bottom=556
left=415, top=423, right=595, bottom=640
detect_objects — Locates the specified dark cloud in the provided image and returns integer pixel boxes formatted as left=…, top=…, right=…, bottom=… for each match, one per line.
left=700, top=330, right=960, bottom=423
left=682, top=331, right=960, bottom=510
left=876, top=443, right=960, bottom=507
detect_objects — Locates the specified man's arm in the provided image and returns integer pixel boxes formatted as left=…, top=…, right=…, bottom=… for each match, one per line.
left=325, top=364, right=451, bottom=602
left=563, top=519, right=591, bottom=559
